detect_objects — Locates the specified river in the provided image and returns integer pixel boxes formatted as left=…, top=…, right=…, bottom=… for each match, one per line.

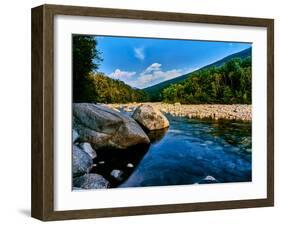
left=119, top=113, right=252, bottom=188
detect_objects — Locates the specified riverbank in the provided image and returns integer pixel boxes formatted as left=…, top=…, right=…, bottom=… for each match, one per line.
left=105, top=102, right=252, bottom=121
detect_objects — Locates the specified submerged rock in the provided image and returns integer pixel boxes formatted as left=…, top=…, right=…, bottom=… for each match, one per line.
left=132, top=104, right=169, bottom=131
left=73, top=103, right=150, bottom=150
left=72, top=144, right=92, bottom=177
left=79, top=142, right=97, bottom=159
left=124, top=107, right=133, bottom=112
left=245, top=148, right=252, bottom=153
left=110, top=169, right=124, bottom=181
left=198, top=175, right=219, bottom=184
left=126, top=163, right=134, bottom=168
left=73, top=173, right=110, bottom=189
left=240, top=137, right=252, bottom=149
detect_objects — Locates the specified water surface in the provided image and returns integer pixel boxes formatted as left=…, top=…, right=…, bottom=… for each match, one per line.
left=120, top=114, right=252, bottom=188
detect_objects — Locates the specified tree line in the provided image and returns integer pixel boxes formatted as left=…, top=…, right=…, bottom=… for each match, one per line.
left=88, top=72, right=148, bottom=103
left=162, top=57, right=251, bottom=104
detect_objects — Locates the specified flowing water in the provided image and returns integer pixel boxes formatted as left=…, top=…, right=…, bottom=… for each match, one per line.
left=119, top=114, right=252, bottom=188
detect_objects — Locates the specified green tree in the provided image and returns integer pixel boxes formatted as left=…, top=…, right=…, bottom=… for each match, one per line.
left=72, top=35, right=102, bottom=102
left=162, top=57, right=252, bottom=104
left=89, top=72, right=148, bottom=103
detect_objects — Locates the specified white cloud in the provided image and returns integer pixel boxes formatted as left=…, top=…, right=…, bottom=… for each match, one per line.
left=143, top=62, right=161, bottom=73
left=108, top=64, right=193, bottom=89
left=132, top=63, right=184, bottom=88
left=134, top=47, right=145, bottom=60
left=109, top=69, right=136, bottom=80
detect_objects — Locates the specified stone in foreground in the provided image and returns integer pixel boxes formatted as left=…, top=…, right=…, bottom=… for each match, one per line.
left=198, top=175, right=219, bottom=184
left=79, top=142, right=97, bottom=159
left=73, top=173, right=110, bottom=189
left=126, top=163, right=134, bottom=168
left=132, top=104, right=169, bottom=131
left=110, top=169, right=124, bottom=181
left=72, top=129, right=79, bottom=143
left=73, top=103, right=150, bottom=150
left=72, top=144, right=93, bottom=177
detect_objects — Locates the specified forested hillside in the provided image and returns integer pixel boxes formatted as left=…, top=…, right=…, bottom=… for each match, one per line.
left=144, top=47, right=252, bottom=101
left=88, top=73, right=148, bottom=103
left=162, top=57, right=251, bottom=104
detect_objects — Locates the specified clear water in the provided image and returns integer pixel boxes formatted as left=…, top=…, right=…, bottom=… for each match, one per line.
left=120, top=114, right=252, bottom=188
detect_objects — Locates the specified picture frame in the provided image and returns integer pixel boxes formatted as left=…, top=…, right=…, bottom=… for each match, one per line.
left=31, top=4, right=274, bottom=221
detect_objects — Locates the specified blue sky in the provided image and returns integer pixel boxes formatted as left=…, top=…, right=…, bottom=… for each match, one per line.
left=95, top=36, right=251, bottom=89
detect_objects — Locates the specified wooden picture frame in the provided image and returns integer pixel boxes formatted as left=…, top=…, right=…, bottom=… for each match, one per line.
left=31, top=4, right=274, bottom=221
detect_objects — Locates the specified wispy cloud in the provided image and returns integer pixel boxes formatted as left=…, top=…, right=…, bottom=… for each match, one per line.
left=143, top=63, right=161, bottom=73
left=134, top=47, right=145, bottom=60
left=109, top=63, right=194, bottom=89
left=130, top=63, right=186, bottom=88
left=109, top=69, right=136, bottom=80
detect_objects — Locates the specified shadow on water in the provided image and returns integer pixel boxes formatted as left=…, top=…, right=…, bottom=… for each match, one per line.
left=146, top=127, right=168, bottom=143
left=89, top=143, right=150, bottom=188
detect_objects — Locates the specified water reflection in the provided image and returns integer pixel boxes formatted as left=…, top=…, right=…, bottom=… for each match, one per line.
left=147, top=127, right=168, bottom=143
left=120, top=115, right=252, bottom=188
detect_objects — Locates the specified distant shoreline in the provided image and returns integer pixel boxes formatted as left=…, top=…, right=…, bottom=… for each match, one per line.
left=105, top=102, right=252, bottom=121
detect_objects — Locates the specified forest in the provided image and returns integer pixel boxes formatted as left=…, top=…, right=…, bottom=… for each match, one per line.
left=87, top=72, right=148, bottom=103
left=162, top=57, right=252, bottom=104
left=73, top=35, right=251, bottom=104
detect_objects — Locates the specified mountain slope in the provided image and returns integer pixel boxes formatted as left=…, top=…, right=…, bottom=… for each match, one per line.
left=90, top=72, right=148, bottom=103
left=143, top=47, right=252, bottom=101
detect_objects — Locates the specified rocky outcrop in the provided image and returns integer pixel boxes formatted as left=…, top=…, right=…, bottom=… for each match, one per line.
left=73, top=103, right=150, bottom=150
left=132, top=104, right=169, bottom=131
left=72, top=144, right=92, bottom=177
left=73, top=173, right=110, bottom=189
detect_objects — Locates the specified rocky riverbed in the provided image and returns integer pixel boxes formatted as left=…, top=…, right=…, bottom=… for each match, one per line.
left=106, top=102, right=252, bottom=121
left=72, top=103, right=168, bottom=190
left=72, top=102, right=252, bottom=190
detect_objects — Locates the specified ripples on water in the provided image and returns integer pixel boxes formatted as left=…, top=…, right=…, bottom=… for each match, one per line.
left=119, top=114, right=252, bottom=188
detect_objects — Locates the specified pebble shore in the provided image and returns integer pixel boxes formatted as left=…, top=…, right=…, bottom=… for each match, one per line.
left=106, top=102, right=252, bottom=121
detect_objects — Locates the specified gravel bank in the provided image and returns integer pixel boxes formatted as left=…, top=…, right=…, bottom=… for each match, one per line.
left=105, top=102, right=252, bottom=121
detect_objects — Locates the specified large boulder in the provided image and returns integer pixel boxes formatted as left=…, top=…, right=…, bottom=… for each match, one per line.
left=72, top=144, right=93, bottom=177
left=132, top=104, right=169, bottom=131
left=73, top=173, right=110, bottom=189
left=73, top=103, right=150, bottom=150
